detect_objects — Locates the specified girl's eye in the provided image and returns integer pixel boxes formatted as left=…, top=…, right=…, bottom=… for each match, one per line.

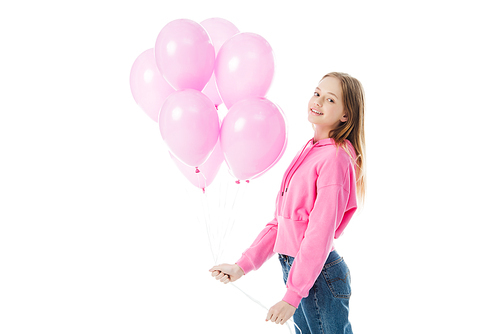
left=328, top=98, right=334, bottom=103
left=314, top=92, right=319, bottom=96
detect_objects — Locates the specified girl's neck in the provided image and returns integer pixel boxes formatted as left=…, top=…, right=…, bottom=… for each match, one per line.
left=313, top=128, right=332, bottom=144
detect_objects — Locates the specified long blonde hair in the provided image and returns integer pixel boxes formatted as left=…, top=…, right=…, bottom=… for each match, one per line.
left=314, top=72, right=367, bottom=208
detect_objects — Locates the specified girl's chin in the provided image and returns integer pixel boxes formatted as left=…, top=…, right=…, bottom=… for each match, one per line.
left=307, top=114, right=321, bottom=124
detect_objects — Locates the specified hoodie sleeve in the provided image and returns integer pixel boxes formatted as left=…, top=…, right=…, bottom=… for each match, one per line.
left=282, top=183, right=354, bottom=308
left=235, top=193, right=279, bottom=275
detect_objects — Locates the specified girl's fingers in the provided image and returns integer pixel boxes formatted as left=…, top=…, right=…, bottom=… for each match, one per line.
left=209, top=267, right=233, bottom=284
left=209, top=266, right=221, bottom=274
left=266, top=309, right=275, bottom=322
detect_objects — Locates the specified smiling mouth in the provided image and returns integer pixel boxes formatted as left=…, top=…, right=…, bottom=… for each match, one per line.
left=310, top=108, right=323, bottom=115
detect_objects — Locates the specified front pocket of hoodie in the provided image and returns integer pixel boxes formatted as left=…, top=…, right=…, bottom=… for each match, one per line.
left=275, top=217, right=308, bottom=255
left=321, top=257, right=351, bottom=299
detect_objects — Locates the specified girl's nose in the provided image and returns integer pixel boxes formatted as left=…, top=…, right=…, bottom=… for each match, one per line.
left=314, top=100, right=321, bottom=107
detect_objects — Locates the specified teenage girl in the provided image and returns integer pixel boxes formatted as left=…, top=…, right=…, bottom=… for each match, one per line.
left=209, top=72, right=366, bottom=334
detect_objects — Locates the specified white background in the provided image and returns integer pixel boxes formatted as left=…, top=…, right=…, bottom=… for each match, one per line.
left=1, top=1, right=499, bottom=333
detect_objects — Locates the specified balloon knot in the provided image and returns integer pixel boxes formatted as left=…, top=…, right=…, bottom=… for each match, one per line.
left=215, top=104, right=219, bottom=110
left=195, top=167, right=200, bottom=173
left=235, top=180, right=240, bottom=184
left=202, top=187, right=205, bottom=194
left=246, top=180, right=250, bottom=183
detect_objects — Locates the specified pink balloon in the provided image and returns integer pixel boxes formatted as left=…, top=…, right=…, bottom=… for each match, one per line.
left=201, top=74, right=222, bottom=107
left=215, top=33, right=274, bottom=109
left=130, top=48, right=175, bottom=122
left=158, top=89, right=219, bottom=168
left=221, top=97, right=287, bottom=181
left=200, top=18, right=240, bottom=53
left=155, top=19, right=215, bottom=91
left=251, top=105, right=288, bottom=181
left=169, top=139, right=224, bottom=190
left=200, top=18, right=240, bottom=107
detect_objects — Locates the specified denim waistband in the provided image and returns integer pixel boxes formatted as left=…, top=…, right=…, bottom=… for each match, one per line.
left=278, top=253, right=292, bottom=261
left=278, top=250, right=340, bottom=264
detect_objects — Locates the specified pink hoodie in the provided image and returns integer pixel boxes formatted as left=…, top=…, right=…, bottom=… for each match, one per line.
left=235, top=137, right=358, bottom=308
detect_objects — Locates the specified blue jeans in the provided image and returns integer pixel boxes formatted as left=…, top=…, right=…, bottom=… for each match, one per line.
left=278, top=250, right=353, bottom=334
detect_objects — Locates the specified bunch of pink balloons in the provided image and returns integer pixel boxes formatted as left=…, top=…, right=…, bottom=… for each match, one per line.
left=130, top=18, right=287, bottom=190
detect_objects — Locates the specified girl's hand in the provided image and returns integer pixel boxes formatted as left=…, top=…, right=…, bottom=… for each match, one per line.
left=266, top=301, right=296, bottom=325
left=208, top=263, right=245, bottom=284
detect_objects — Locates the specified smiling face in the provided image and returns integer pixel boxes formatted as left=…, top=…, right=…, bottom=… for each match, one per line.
left=307, top=76, right=347, bottom=132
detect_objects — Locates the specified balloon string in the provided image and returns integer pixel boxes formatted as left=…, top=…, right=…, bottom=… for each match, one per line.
left=203, top=176, right=301, bottom=334
left=216, top=168, right=232, bottom=263
left=229, top=283, right=302, bottom=334
left=195, top=170, right=218, bottom=264
left=216, top=170, right=226, bottom=263
left=216, top=180, right=239, bottom=262
left=217, top=178, right=245, bottom=262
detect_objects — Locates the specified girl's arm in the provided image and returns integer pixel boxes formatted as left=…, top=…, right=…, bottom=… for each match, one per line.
left=210, top=216, right=278, bottom=283
left=235, top=215, right=278, bottom=275
left=282, top=183, right=351, bottom=308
